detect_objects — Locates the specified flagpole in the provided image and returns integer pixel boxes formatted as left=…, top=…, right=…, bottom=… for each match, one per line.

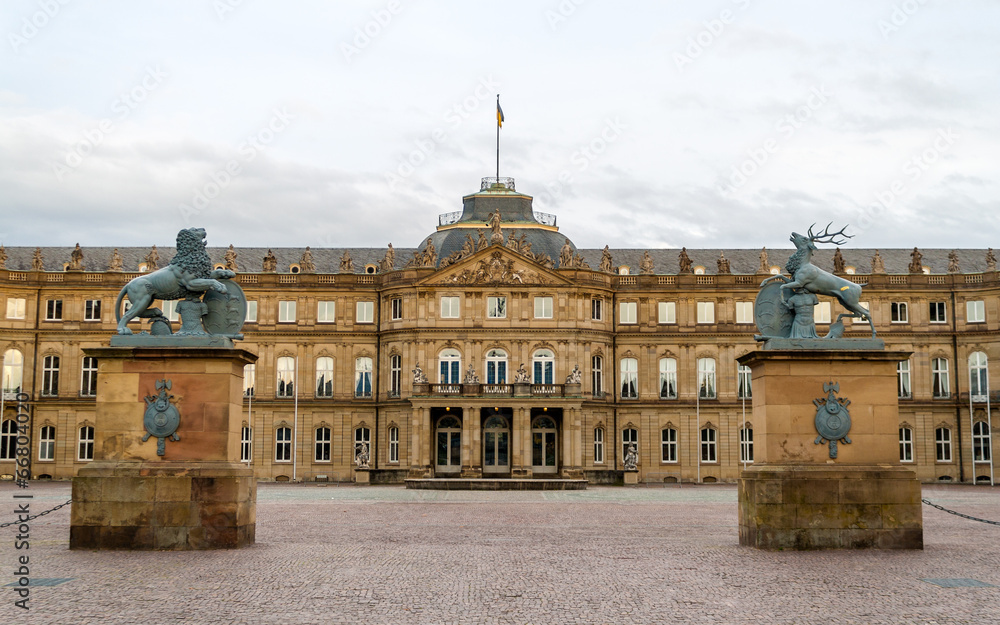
left=496, top=94, right=500, bottom=181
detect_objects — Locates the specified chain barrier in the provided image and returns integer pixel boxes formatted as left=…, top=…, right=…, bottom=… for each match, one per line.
left=922, top=498, right=1000, bottom=527
left=1, top=499, right=73, bottom=528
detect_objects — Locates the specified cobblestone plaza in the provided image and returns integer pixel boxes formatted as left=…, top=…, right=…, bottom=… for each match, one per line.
left=4, top=482, right=999, bottom=624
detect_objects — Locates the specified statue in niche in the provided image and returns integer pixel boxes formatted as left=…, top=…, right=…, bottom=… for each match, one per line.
left=678, top=248, right=692, bottom=274
left=566, top=364, right=582, bottom=384
left=476, top=229, right=488, bottom=251
left=623, top=444, right=638, bottom=471
left=224, top=244, right=238, bottom=271
left=31, top=248, right=44, bottom=271
left=339, top=250, right=354, bottom=273
left=262, top=250, right=277, bottom=272
left=871, top=250, right=886, bottom=274
left=299, top=247, right=315, bottom=273
left=108, top=249, right=124, bottom=272
left=0, top=245, right=6, bottom=269
left=717, top=252, right=731, bottom=274
left=559, top=238, right=574, bottom=268
left=948, top=250, right=960, bottom=274
left=68, top=243, right=84, bottom=271
left=832, top=248, right=845, bottom=273
left=987, top=248, right=997, bottom=271
left=599, top=246, right=613, bottom=273
left=144, top=246, right=159, bottom=271
left=487, top=208, right=503, bottom=245
left=908, top=247, right=923, bottom=273
left=639, top=251, right=654, bottom=274
left=753, top=224, right=874, bottom=343
left=758, top=247, right=769, bottom=273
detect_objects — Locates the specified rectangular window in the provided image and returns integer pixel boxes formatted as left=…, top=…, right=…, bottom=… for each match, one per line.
left=42, top=355, right=60, bottom=397
left=931, top=358, right=949, bottom=398
left=241, top=426, right=252, bottom=462
left=967, top=300, right=986, bottom=323
left=591, top=355, right=603, bottom=397
left=899, top=427, right=913, bottom=463
left=659, top=358, right=677, bottom=399
left=696, top=302, right=715, bottom=324
left=661, top=428, right=677, bottom=463
left=897, top=360, right=911, bottom=399
left=700, top=428, right=717, bottom=463
left=243, top=364, right=255, bottom=398
left=355, top=357, right=373, bottom=398
left=935, top=427, right=952, bottom=463
left=534, top=296, right=553, bottom=319
left=740, top=428, right=754, bottom=463
left=929, top=301, right=946, bottom=324
left=658, top=301, right=676, bottom=324
left=276, top=357, right=295, bottom=398
left=45, top=299, right=62, bottom=321
left=317, top=301, right=336, bottom=323
left=620, top=301, right=637, bottom=324
left=78, top=426, right=95, bottom=461
left=593, top=428, right=604, bottom=464
left=973, top=422, right=992, bottom=463
left=38, top=425, right=55, bottom=461
left=735, top=302, right=754, bottom=324
left=389, top=427, right=399, bottom=463
left=814, top=301, right=831, bottom=324
left=315, top=427, right=331, bottom=462
left=315, top=358, right=334, bottom=397
left=245, top=300, right=258, bottom=322
left=737, top=364, right=752, bottom=400
left=81, top=357, right=98, bottom=397
left=390, top=297, right=402, bottom=320
left=84, top=299, right=102, bottom=321
left=6, top=298, right=26, bottom=319
left=389, top=355, right=402, bottom=397
left=591, top=298, right=603, bottom=321
left=278, top=300, right=297, bottom=323
left=891, top=302, right=908, bottom=323
left=356, top=301, right=374, bottom=323
left=698, top=358, right=716, bottom=399
left=487, top=296, right=507, bottom=319
left=620, top=358, right=638, bottom=399
left=440, top=296, right=460, bottom=318
left=275, top=428, right=291, bottom=462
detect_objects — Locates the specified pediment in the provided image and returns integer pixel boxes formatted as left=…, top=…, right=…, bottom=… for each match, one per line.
left=421, top=247, right=570, bottom=286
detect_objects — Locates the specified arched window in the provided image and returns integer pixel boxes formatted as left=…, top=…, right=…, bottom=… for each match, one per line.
left=78, top=425, right=94, bottom=461
left=973, top=421, right=992, bottom=463
left=740, top=427, right=753, bottom=463
left=532, top=349, right=554, bottom=384
left=2, top=349, right=23, bottom=397
left=315, top=357, right=333, bottom=398
left=355, top=357, right=373, bottom=397
left=438, top=349, right=461, bottom=384
left=622, top=427, right=637, bottom=463
left=969, top=352, right=989, bottom=398
left=275, top=427, right=291, bottom=462
left=932, top=358, right=950, bottom=398
left=315, top=426, right=331, bottom=462
left=38, top=425, right=55, bottom=461
left=593, top=427, right=604, bottom=464
left=659, top=358, right=677, bottom=399
left=698, top=358, right=716, bottom=399
left=0, top=420, right=16, bottom=460
left=620, top=358, right=638, bottom=399
left=899, top=427, right=913, bottom=462
left=935, top=427, right=952, bottom=462
left=276, top=357, right=295, bottom=398
left=700, top=427, right=717, bottom=463
left=42, top=355, right=60, bottom=397
left=661, top=428, right=677, bottom=463
left=485, top=349, right=508, bottom=384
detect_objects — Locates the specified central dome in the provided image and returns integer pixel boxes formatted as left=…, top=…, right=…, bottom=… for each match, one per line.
left=415, top=178, right=576, bottom=267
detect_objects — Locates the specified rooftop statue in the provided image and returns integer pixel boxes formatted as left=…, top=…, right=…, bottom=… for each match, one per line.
left=678, top=248, right=692, bottom=274
left=68, top=243, right=84, bottom=271
left=299, top=247, right=315, bottom=273
left=32, top=247, right=44, bottom=271
left=908, top=247, right=923, bottom=274
left=0, top=245, right=7, bottom=270
left=339, top=250, right=354, bottom=273
left=758, top=247, right=769, bottom=273
left=599, top=246, right=613, bottom=273
left=108, top=248, right=124, bottom=272
left=639, top=251, right=654, bottom=274
left=224, top=244, right=238, bottom=271
left=113, top=228, right=246, bottom=345
left=988, top=248, right=998, bottom=271
left=754, top=224, right=877, bottom=347
left=144, top=245, right=159, bottom=270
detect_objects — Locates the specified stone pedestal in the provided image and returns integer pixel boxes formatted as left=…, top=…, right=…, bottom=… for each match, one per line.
left=71, top=346, right=258, bottom=550
left=354, top=468, right=370, bottom=484
left=736, top=349, right=922, bottom=550
left=623, top=471, right=639, bottom=485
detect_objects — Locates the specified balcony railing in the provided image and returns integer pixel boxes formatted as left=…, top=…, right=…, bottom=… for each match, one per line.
left=416, top=383, right=580, bottom=397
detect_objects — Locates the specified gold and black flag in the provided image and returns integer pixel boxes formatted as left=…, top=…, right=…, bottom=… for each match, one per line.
left=497, top=100, right=504, bottom=128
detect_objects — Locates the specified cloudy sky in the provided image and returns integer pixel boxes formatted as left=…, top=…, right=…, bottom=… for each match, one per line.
left=1, top=1, right=998, bottom=251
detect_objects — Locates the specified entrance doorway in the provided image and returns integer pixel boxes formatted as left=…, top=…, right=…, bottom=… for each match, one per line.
left=434, top=411, right=462, bottom=475
left=531, top=411, right=558, bottom=474
left=482, top=409, right=511, bottom=475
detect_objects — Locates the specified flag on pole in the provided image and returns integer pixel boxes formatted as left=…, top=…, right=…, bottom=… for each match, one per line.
left=497, top=100, right=504, bottom=128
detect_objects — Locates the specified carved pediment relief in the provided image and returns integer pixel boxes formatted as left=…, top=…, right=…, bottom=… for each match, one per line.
left=594, top=420, right=605, bottom=430
left=275, top=420, right=291, bottom=429
left=356, top=420, right=370, bottom=430
left=424, top=248, right=568, bottom=287
left=387, top=420, right=399, bottom=429
left=623, top=421, right=637, bottom=430
left=315, top=420, right=330, bottom=429
left=663, top=421, right=676, bottom=430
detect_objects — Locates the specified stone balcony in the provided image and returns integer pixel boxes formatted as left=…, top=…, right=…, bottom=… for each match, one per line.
left=414, top=383, right=583, bottom=398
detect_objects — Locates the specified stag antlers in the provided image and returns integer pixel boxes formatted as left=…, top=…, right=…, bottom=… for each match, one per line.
left=807, top=223, right=853, bottom=246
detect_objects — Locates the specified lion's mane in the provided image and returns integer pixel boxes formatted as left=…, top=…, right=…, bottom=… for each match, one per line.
left=170, top=228, right=213, bottom=277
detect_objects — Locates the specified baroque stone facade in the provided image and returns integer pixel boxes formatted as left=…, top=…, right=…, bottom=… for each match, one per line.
left=0, top=180, right=997, bottom=485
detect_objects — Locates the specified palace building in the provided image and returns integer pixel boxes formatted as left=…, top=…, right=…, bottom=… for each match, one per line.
left=0, top=177, right=997, bottom=485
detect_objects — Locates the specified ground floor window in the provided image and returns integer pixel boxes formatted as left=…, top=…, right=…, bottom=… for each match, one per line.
left=700, top=427, right=717, bottom=463
left=622, top=427, right=637, bottom=465
left=78, top=425, right=94, bottom=461
left=593, top=427, right=604, bottom=464
left=39, top=425, right=55, bottom=461
left=661, top=428, right=677, bottom=463
left=388, top=426, right=399, bottom=464
left=275, top=427, right=291, bottom=462
left=740, top=427, right=753, bottom=463
left=315, top=427, right=331, bottom=462
left=241, top=426, right=252, bottom=462
left=935, top=427, right=952, bottom=462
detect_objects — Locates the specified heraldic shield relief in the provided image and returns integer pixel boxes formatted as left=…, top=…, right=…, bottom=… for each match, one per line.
left=143, top=379, right=181, bottom=456
left=813, top=382, right=852, bottom=459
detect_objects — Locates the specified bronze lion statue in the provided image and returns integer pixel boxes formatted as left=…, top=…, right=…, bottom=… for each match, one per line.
left=114, top=227, right=234, bottom=335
